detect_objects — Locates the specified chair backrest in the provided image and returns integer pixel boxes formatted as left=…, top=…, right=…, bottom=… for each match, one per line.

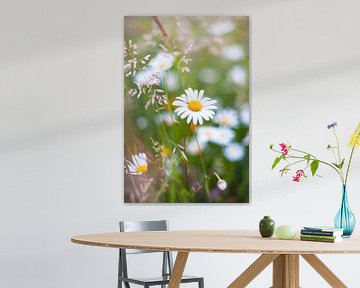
left=118, top=220, right=174, bottom=283
left=119, top=220, right=169, bottom=254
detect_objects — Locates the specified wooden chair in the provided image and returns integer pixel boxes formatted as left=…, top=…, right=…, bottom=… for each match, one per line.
left=118, top=220, right=204, bottom=288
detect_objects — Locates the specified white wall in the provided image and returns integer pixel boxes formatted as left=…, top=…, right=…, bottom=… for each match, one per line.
left=1, top=0, right=360, bottom=287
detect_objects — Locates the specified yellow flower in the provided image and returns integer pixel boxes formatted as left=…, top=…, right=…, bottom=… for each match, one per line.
left=161, top=146, right=171, bottom=157
left=349, top=122, right=360, bottom=148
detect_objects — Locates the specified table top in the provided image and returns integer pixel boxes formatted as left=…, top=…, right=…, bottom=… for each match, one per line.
left=71, top=230, right=360, bottom=254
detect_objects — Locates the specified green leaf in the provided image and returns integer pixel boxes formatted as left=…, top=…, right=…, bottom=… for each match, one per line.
left=332, top=162, right=340, bottom=169
left=304, top=154, right=311, bottom=164
left=179, top=150, right=188, bottom=162
left=310, top=160, right=319, bottom=176
left=271, top=156, right=282, bottom=170
left=269, top=144, right=274, bottom=149
left=339, top=158, right=345, bottom=169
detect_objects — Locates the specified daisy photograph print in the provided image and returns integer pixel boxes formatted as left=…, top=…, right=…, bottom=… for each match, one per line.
left=124, top=16, right=249, bottom=203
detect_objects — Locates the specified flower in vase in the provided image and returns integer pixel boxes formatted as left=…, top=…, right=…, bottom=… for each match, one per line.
left=279, top=143, right=289, bottom=155
left=173, top=88, right=217, bottom=125
left=327, top=122, right=337, bottom=129
left=349, top=122, right=360, bottom=147
left=293, top=170, right=306, bottom=182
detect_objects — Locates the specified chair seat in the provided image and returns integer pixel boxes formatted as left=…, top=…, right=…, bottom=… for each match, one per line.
left=119, top=275, right=202, bottom=285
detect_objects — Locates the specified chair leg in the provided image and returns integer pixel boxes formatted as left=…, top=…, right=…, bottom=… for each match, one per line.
left=198, top=278, right=204, bottom=288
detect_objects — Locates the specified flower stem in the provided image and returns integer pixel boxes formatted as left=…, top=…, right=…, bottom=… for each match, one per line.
left=182, top=123, right=192, bottom=187
left=271, top=148, right=343, bottom=182
left=290, top=148, right=317, bottom=159
left=153, top=16, right=168, bottom=39
left=332, top=128, right=345, bottom=182
left=284, top=159, right=306, bottom=169
left=195, top=134, right=211, bottom=202
left=345, top=146, right=356, bottom=185
left=333, top=128, right=342, bottom=164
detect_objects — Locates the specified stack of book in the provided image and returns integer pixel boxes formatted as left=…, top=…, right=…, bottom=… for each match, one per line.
left=300, top=226, right=344, bottom=243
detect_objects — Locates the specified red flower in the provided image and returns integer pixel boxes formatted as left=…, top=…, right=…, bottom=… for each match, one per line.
left=293, top=169, right=305, bottom=182
left=279, top=143, right=289, bottom=155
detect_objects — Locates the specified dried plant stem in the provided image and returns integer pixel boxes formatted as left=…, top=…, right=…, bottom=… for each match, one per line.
left=195, top=134, right=211, bottom=202
left=153, top=16, right=168, bottom=39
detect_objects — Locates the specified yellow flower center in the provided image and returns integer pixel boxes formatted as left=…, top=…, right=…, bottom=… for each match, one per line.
left=221, top=116, right=230, bottom=125
left=136, top=165, right=148, bottom=173
left=188, top=100, right=203, bottom=112
left=159, top=62, right=167, bottom=69
left=161, top=146, right=171, bottom=157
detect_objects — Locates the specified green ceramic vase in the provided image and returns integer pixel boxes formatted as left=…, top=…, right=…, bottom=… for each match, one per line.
left=259, top=216, right=275, bottom=238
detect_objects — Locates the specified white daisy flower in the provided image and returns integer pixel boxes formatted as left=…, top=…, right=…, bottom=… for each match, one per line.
left=242, top=132, right=250, bottom=145
left=127, top=153, right=148, bottom=175
left=173, top=88, right=217, bottom=125
left=208, top=19, right=235, bottom=36
left=211, top=127, right=235, bottom=146
left=224, top=143, right=245, bottom=161
left=196, top=126, right=217, bottom=144
left=228, top=65, right=246, bottom=85
left=240, top=105, right=250, bottom=125
left=221, top=45, right=244, bottom=61
left=187, top=138, right=206, bottom=155
left=134, top=69, right=160, bottom=86
left=149, top=52, right=175, bottom=72
left=214, top=108, right=240, bottom=128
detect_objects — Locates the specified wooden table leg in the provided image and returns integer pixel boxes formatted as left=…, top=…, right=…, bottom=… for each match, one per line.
left=168, top=252, right=189, bottom=288
left=272, top=254, right=299, bottom=288
left=301, top=254, right=347, bottom=288
left=228, top=254, right=279, bottom=288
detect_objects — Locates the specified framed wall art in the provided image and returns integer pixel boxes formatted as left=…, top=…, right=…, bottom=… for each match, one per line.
left=124, top=16, right=249, bottom=203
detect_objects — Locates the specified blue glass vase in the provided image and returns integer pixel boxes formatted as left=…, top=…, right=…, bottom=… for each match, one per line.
left=334, top=185, right=356, bottom=237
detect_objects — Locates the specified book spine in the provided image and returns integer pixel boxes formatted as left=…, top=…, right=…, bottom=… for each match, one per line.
left=300, top=237, right=337, bottom=243
left=300, top=234, right=337, bottom=240
left=301, top=230, right=336, bottom=236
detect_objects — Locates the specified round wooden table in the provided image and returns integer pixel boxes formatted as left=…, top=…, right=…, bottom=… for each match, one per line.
left=72, top=230, right=360, bottom=288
